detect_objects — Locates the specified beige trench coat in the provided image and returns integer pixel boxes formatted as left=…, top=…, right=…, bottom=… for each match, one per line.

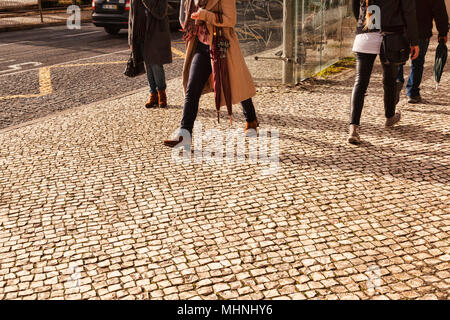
left=446, top=0, right=450, bottom=21
left=182, top=0, right=256, bottom=107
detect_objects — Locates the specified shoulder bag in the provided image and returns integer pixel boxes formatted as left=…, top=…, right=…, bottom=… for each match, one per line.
left=381, top=32, right=410, bottom=64
left=124, top=45, right=146, bottom=77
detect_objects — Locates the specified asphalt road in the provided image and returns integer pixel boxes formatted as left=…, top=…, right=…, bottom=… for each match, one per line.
left=0, top=24, right=187, bottom=130
left=0, top=13, right=283, bottom=130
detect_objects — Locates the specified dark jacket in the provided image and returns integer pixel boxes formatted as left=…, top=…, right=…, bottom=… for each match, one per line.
left=128, top=0, right=172, bottom=65
left=415, top=0, right=449, bottom=39
left=352, top=0, right=420, bottom=45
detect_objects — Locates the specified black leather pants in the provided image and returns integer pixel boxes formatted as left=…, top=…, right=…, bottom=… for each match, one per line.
left=350, top=52, right=400, bottom=125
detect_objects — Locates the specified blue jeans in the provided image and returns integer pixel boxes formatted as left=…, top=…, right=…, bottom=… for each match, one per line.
left=145, top=63, right=166, bottom=94
left=397, top=38, right=430, bottom=97
left=135, top=42, right=167, bottom=93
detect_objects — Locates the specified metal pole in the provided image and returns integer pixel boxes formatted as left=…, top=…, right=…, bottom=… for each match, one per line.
left=38, top=0, right=43, bottom=23
left=320, top=0, right=324, bottom=71
left=282, top=0, right=295, bottom=85
left=294, top=0, right=302, bottom=83
left=339, top=1, right=344, bottom=59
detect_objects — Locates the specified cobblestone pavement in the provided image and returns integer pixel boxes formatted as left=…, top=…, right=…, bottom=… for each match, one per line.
left=0, top=44, right=449, bottom=300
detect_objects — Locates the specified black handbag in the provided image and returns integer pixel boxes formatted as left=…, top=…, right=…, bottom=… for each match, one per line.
left=124, top=51, right=145, bottom=77
left=381, top=33, right=410, bottom=64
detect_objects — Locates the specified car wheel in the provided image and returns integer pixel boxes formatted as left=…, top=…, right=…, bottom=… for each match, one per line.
left=104, top=26, right=120, bottom=35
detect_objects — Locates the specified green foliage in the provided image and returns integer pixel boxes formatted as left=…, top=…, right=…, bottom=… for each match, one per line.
left=315, top=56, right=356, bottom=78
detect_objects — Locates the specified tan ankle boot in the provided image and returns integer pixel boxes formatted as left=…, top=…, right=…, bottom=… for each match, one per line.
left=244, top=119, right=259, bottom=136
left=347, top=124, right=361, bottom=144
left=158, top=90, right=167, bottom=108
left=145, top=93, right=158, bottom=109
left=163, top=136, right=183, bottom=148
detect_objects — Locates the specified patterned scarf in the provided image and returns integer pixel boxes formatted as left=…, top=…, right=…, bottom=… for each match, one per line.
left=181, top=0, right=209, bottom=42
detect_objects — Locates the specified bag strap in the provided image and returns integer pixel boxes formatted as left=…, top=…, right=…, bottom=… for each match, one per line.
left=214, top=0, right=224, bottom=37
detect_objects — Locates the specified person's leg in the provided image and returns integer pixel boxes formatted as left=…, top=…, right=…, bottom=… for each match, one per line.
left=350, top=53, right=376, bottom=125
left=141, top=43, right=159, bottom=108
left=149, top=64, right=167, bottom=92
left=180, top=42, right=212, bottom=134
left=406, top=38, right=430, bottom=98
left=382, top=61, right=401, bottom=120
left=145, top=64, right=158, bottom=94
left=241, top=98, right=257, bottom=123
left=149, top=64, right=167, bottom=107
left=139, top=44, right=158, bottom=94
left=397, top=64, right=405, bottom=83
left=395, top=63, right=405, bottom=105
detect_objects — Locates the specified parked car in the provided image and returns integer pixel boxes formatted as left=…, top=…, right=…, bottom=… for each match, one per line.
left=92, top=0, right=181, bottom=35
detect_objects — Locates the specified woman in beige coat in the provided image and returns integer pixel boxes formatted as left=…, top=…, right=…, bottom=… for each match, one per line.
left=164, top=0, right=258, bottom=148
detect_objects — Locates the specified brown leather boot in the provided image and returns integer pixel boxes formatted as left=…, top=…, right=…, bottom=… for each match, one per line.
left=158, top=90, right=167, bottom=108
left=244, top=119, right=259, bottom=136
left=145, top=93, right=158, bottom=109
left=163, top=136, right=183, bottom=148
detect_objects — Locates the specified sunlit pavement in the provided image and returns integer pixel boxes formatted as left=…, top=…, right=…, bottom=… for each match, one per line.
left=0, top=46, right=448, bottom=300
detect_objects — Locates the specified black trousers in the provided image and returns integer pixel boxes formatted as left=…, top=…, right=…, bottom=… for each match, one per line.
left=350, top=52, right=400, bottom=125
left=181, top=41, right=257, bottom=134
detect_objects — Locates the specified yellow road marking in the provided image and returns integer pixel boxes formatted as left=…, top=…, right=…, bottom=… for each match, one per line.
left=0, top=49, right=185, bottom=101
left=39, top=67, right=53, bottom=95
left=171, top=47, right=186, bottom=59
left=53, top=61, right=127, bottom=68
left=0, top=93, right=41, bottom=100
left=0, top=67, right=52, bottom=100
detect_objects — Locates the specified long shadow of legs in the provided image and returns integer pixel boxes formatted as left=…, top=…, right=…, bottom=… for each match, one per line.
left=403, top=108, right=450, bottom=116
left=278, top=132, right=450, bottom=185
left=199, top=110, right=449, bottom=145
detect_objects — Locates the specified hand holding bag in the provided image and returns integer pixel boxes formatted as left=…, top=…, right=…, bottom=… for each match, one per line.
left=124, top=52, right=145, bottom=77
left=124, top=43, right=146, bottom=77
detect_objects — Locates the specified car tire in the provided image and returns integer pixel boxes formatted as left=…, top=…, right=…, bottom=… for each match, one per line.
left=104, top=26, right=120, bottom=35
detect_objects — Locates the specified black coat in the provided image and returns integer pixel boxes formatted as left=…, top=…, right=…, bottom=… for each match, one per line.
left=414, top=0, right=449, bottom=39
left=128, top=0, right=172, bottom=65
left=352, top=0, right=420, bottom=45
